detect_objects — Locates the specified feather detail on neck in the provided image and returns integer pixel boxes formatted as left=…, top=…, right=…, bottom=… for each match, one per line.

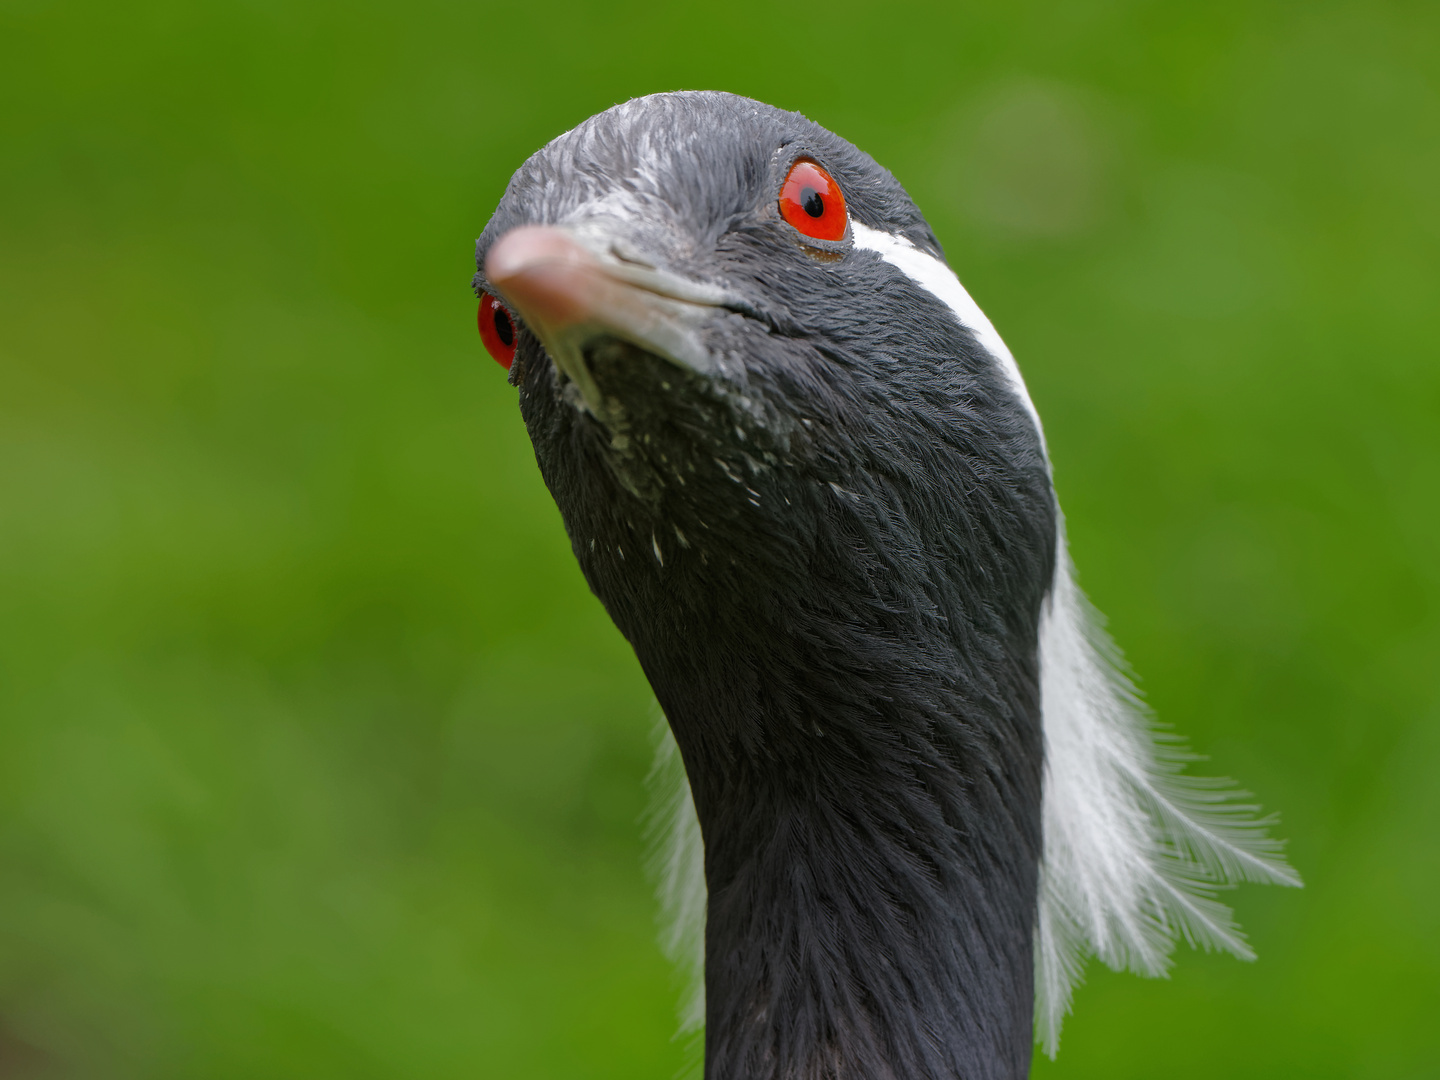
left=645, top=519, right=1302, bottom=1060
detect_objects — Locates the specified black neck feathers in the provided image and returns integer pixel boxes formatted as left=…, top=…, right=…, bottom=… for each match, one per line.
left=625, top=464, right=1053, bottom=1080
left=541, top=338, right=1056, bottom=1076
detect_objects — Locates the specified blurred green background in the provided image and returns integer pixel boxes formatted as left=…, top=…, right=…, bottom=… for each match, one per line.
left=1, top=0, right=1436, bottom=1076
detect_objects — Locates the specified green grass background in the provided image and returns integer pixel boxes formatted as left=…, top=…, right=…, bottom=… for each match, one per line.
left=2, top=0, right=1437, bottom=1076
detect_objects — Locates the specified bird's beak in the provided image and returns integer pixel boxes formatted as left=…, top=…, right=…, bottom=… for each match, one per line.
left=485, top=225, right=736, bottom=417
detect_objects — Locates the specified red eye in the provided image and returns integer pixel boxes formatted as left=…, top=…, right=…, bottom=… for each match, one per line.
left=478, top=292, right=517, bottom=369
left=779, top=159, right=847, bottom=242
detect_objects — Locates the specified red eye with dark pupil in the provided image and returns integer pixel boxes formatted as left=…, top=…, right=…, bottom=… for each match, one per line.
left=493, top=308, right=514, bottom=347
left=478, top=291, right=517, bottom=369
left=779, top=159, right=847, bottom=242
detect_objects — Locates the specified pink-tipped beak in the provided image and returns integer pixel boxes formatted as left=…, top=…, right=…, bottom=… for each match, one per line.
left=485, top=226, right=608, bottom=331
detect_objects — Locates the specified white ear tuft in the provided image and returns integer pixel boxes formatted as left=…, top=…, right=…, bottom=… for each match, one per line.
left=1034, top=526, right=1302, bottom=1057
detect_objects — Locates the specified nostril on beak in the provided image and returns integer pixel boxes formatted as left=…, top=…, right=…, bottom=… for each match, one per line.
left=608, top=241, right=656, bottom=269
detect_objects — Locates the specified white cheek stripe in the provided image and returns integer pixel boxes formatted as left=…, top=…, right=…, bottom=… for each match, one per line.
left=850, top=221, right=1044, bottom=443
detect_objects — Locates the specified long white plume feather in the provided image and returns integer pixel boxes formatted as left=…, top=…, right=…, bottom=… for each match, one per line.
left=1033, top=530, right=1302, bottom=1056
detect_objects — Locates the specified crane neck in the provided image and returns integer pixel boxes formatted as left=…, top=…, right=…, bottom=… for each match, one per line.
left=646, top=626, right=1045, bottom=1080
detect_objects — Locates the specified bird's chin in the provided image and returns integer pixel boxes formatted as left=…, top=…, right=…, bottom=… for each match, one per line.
left=541, top=319, right=719, bottom=426
left=573, top=339, right=721, bottom=484
left=518, top=330, right=769, bottom=518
